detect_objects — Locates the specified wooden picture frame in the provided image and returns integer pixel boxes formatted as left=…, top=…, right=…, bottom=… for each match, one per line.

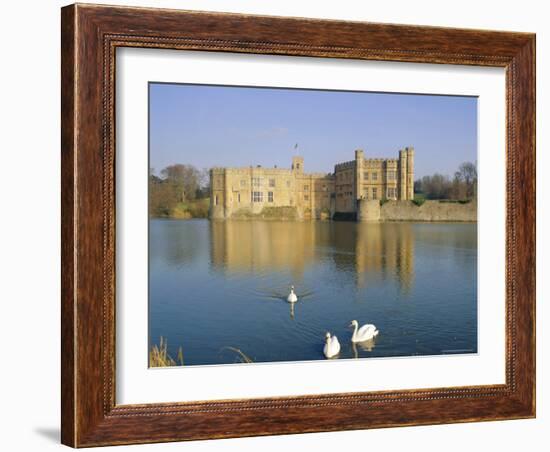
left=61, top=3, right=535, bottom=447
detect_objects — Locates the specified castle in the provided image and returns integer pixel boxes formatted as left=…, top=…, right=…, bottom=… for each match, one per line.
left=209, top=147, right=414, bottom=220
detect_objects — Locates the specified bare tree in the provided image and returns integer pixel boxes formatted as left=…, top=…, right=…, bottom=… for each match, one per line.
left=417, top=173, right=452, bottom=199
left=149, top=173, right=178, bottom=216
left=454, top=162, right=477, bottom=199
left=415, top=161, right=477, bottom=201
left=161, top=164, right=202, bottom=201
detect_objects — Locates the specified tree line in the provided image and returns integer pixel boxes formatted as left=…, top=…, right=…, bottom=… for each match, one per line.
left=414, top=161, right=477, bottom=201
left=149, top=164, right=210, bottom=217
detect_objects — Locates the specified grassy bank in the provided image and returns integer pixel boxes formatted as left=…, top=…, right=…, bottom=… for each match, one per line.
left=171, top=198, right=209, bottom=219
left=152, top=198, right=209, bottom=219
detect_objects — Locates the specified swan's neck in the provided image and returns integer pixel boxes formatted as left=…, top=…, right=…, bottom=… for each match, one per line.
left=352, top=323, right=358, bottom=340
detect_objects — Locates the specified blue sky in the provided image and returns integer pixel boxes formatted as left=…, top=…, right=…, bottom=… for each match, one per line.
left=149, top=83, right=477, bottom=179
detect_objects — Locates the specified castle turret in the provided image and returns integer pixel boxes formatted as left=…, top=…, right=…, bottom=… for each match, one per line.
left=355, top=149, right=364, bottom=202
left=398, top=147, right=415, bottom=200
left=399, top=149, right=408, bottom=200
left=209, top=168, right=227, bottom=219
left=406, top=146, right=414, bottom=200
left=291, top=156, right=304, bottom=173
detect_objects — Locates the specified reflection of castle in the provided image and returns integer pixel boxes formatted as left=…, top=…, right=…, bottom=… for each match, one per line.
left=209, top=221, right=414, bottom=291
left=355, top=223, right=414, bottom=291
left=210, top=148, right=414, bottom=220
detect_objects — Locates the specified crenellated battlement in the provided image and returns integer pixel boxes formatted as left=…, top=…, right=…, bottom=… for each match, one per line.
left=334, top=160, right=356, bottom=170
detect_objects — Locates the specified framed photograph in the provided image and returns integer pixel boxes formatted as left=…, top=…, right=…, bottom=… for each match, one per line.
left=61, top=3, right=535, bottom=447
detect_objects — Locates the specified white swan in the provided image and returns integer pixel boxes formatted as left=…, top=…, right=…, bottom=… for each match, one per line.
left=323, top=332, right=341, bottom=358
left=287, top=285, right=298, bottom=303
left=349, top=320, right=379, bottom=342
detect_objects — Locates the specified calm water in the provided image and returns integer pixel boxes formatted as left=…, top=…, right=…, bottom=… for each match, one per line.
left=149, top=219, right=477, bottom=366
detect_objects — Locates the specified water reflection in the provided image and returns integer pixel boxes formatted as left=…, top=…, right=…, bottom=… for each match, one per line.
left=355, top=223, right=414, bottom=292
left=149, top=219, right=204, bottom=267
left=209, top=221, right=320, bottom=278
left=149, top=219, right=478, bottom=365
left=352, top=339, right=376, bottom=358
left=209, top=220, right=415, bottom=293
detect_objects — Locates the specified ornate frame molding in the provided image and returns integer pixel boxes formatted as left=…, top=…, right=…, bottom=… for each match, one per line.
left=61, top=4, right=535, bottom=447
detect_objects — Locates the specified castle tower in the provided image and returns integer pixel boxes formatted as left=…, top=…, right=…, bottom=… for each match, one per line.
left=398, top=147, right=415, bottom=200
left=399, top=149, right=408, bottom=200
left=291, top=156, right=304, bottom=173
left=406, top=147, right=414, bottom=200
left=355, top=149, right=364, bottom=201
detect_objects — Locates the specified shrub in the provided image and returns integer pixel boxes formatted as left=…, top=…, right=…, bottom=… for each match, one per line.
left=412, top=197, right=426, bottom=207
left=438, top=199, right=472, bottom=204
left=379, top=198, right=389, bottom=206
left=187, top=198, right=209, bottom=218
left=171, top=204, right=191, bottom=219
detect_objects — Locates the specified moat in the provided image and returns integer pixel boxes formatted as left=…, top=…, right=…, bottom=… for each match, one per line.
left=149, top=219, right=477, bottom=366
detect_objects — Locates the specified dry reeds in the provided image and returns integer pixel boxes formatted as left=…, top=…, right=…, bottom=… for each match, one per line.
left=149, top=337, right=184, bottom=367
left=222, top=346, right=254, bottom=364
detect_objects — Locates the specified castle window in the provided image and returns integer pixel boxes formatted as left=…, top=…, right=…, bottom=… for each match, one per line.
left=269, top=178, right=276, bottom=187
left=387, top=187, right=396, bottom=199
left=252, top=177, right=262, bottom=187
left=387, top=171, right=396, bottom=181
left=240, top=179, right=247, bottom=187
left=304, top=195, right=309, bottom=201
left=215, top=195, right=218, bottom=205
left=268, top=191, right=274, bottom=202
left=363, top=172, right=369, bottom=180
left=238, top=193, right=241, bottom=203
left=304, top=185, right=309, bottom=191
left=372, top=188, right=378, bottom=200
left=252, top=191, right=263, bottom=202
left=372, top=172, right=378, bottom=181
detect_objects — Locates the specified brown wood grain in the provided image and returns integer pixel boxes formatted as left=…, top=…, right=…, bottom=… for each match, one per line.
left=61, top=3, right=536, bottom=447
left=60, top=5, right=76, bottom=447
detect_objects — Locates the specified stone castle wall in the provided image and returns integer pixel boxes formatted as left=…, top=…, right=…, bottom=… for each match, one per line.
left=357, top=199, right=381, bottom=222
left=380, top=200, right=477, bottom=222
left=210, top=162, right=334, bottom=220
left=211, top=149, right=415, bottom=220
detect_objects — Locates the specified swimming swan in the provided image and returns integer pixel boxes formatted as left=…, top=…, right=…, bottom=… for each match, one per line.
left=323, top=332, right=341, bottom=358
left=349, top=320, right=379, bottom=342
left=287, top=286, right=298, bottom=303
